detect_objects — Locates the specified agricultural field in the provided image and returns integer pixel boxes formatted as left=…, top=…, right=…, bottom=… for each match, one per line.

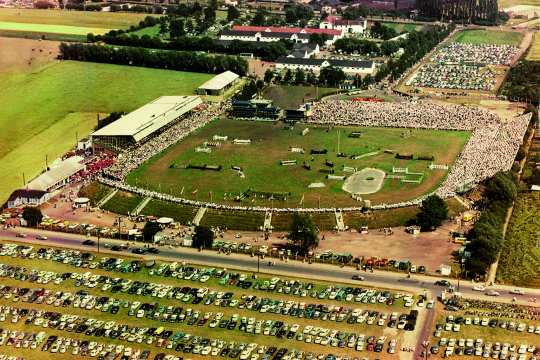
left=0, top=39, right=212, bottom=204
left=499, top=0, right=540, bottom=8
left=452, top=29, right=523, bottom=46
left=526, top=32, right=540, bottom=61
left=131, top=24, right=161, bottom=37
left=0, top=8, right=150, bottom=31
left=0, top=241, right=422, bottom=359
left=263, top=85, right=339, bottom=109
left=126, top=118, right=469, bottom=209
left=496, top=192, right=540, bottom=287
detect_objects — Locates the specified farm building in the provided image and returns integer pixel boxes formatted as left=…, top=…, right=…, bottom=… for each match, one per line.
left=4, top=189, right=50, bottom=209
left=319, top=16, right=368, bottom=34
left=275, top=57, right=375, bottom=75
left=197, top=71, right=240, bottom=96
left=26, top=156, right=85, bottom=193
left=91, top=96, right=202, bottom=150
left=219, top=25, right=342, bottom=45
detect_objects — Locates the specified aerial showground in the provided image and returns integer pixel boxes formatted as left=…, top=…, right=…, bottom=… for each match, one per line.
left=99, top=99, right=530, bottom=213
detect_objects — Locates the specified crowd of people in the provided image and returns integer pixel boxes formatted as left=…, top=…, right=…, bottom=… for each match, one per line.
left=431, top=43, right=519, bottom=66
left=410, top=63, right=497, bottom=91
left=309, top=100, right=500, bottom=130
left=407, top=42, right=519, bottom=91
left=103, top=103, right=226, bottom=181
left=309, top=100, right=531, bottom=210
left=95, top=99, right=530, bottom=213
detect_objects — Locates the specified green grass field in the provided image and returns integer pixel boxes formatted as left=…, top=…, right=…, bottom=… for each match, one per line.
left=453, top=29, right=523, bottom=45
left=0, top=8, right=151, bottom=30
left=0, top=20, right=109, bottom=35
left=131, top=24, right=161, bottom=37
left=382, top=22, right=422, bottom=33
left=0, top=60, right=212, bottom=204
left=526, top=33, right=540, bottom=60
left=496, top=192, right=540, bottom=287
left=263, top=85, right=339, bottom=109
left=126, top=118, right=469, bottom=209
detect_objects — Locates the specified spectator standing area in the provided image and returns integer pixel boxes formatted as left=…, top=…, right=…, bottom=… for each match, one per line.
left=91, top=96, right=202, bottom=151
left=196, top=71, right=239, bottom=96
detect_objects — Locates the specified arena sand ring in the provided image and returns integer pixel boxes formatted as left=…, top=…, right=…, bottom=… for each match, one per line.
left=342, top=168, right=385, bottom=195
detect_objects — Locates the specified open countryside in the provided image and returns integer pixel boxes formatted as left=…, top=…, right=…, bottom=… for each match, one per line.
left=0, top=43, right=211, bottom=202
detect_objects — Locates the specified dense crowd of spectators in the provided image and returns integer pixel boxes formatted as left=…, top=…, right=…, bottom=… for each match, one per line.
left=96, top=99, right=530, bottom=213
left=103, top=103, right=226, bottom=181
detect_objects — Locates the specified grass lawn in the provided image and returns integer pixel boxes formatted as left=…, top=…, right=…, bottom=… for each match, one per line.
left=496, top=192, right=540, bottom=287
left=0, top=8, right=151, bottom=30
left=126, top=118, right=469, bottom=209
left=452, top=29, right=523, bottom=45
left=526, top=32, right=540, bottom=61
left=101, top=191, right=144, bottom=215
left=131, top=24, right=161, bottom=37
left=499, top=0, right=540, bottom=8
left=382, top=22, right=422, bottom=33
left=0, top=20, right=109, bottom=35
left=0, top=59, right=212, bottom=203
left=263, top=85, right=340, bottom=109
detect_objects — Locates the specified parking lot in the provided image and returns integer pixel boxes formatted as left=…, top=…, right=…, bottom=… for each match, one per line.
left=429, top=296, right=540, bottom=359
left=0, top=242, right=432, bottom=360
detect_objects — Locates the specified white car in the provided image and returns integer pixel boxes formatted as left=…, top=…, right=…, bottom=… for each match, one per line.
left=509, top=288, right=525, bottom=295
left=485, top=290, right=500, bottom=297
left=473, top=284, right=486, bottom=291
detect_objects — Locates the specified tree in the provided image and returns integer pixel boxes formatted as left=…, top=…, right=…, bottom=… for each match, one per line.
left=308, top=33, right=328, bottom=47
left=143, top=221, right=161, bottom=242
left=319, top=66, right=346, bottom=86
left=306, top=71, right=317, bottom=85
left=380, top=40, right=400, bottom=56
left=251, top=8, right=268, bottom=26
left=264, top=69, right=274, bottom=84
left=159, top=18, right=169, bottom=37
left=288, top=213, right=319, bottom=256
left=283, top=69, right=293, bottom=84
left=169, top=18, right=185, bottom=38
left=227, top=6, right=240, bottom=22
left=192, top=225, right=214, bottom=249
left=485, top=172, right=517, bottom=205
left=185, top=18, right=194, bottom=34
left=294, top=68, right=305, bottom=84
left=416, top=195, right=448, bottom=231
left=22, top=207, right=43, bottom=227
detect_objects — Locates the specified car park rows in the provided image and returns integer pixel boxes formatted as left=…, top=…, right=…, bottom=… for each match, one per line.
left=0, top=242, right=418, bottom=359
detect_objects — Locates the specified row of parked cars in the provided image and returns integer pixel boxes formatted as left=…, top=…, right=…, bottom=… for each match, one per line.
left=0, top=260, right=417, bottom=334
left=441, top=315, right=540, bottom=335
left=0, top=328, right=157, bottom=360
left=2, top=243, right=420, bottom=310
left=430, top=337, right=539, bottom=360
left=0, top=303, right=384, bottom=360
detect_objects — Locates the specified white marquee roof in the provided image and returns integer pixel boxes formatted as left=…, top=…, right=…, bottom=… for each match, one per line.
left=198, top=71, right=239, bottom=91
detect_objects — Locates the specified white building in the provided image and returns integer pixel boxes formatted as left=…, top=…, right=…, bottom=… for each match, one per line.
left=320, top=16, right=367, bottom=35
left=219, top=25, right=343, bottom=46
left=91, top=96, right=202, bottom=150
left=5, top=189, right=50, bottom=208
left=26, top=156, right=86, bottom=193
left=275, top=57, right=375, bottom=75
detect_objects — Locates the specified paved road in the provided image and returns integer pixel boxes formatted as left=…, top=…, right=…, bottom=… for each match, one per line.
left=1, top=227, right=539, bottom=306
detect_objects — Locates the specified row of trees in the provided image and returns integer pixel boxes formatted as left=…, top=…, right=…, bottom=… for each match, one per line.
left=88, top=33, right=291, bottom=62
left=59, top=43, right=248, bottom=76
left=501, top=60, right=540, bottom=104
left=264, top=66, right=347, bottom=87
left=417, top=0, right=499, bottom=24
left=465, top=171, right=518, bottom=278
left=334, top=37, right=401, bottom=57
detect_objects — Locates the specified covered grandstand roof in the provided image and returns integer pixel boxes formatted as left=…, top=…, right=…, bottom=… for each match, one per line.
left=91, top=96, right=202, bottom=143
left=197, top=71, right=239, bottom=91
left=27, top=156, right=85, bottom=192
